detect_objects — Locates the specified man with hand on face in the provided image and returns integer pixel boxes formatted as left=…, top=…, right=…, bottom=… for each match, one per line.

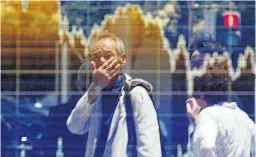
left=66, top=32, right=162, bottom=157
left=185, top=39, right=255, bottom=157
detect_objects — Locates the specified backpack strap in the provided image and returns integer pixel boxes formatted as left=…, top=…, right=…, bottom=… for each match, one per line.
left=123, top=78, right=153, bottom=94
left=124, top=91, right=137, bottom=157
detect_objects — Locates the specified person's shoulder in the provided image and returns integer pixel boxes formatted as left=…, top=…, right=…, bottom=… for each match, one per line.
left=130, top=86, right=150, bottom=101
left=124, top=77, right=153, bottom=100
left=201, top=105, right=219, bottom=113
left=199, top=105, right=219, bottom=119
left=124, top=76, right=152, bottom=93
left=129, top=86, right=154, bottom=111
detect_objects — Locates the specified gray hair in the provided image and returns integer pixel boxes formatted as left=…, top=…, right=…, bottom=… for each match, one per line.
left=91, top=32, right=125, bottom=55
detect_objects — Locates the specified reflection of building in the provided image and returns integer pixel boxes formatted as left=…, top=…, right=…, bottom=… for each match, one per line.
left=170, top=35, right=190, bottom=155
left=2, top=0, right=59, bottom=81
left=1, top=1, right=255, bottom=157
left=1, top=0, right=61, bottom=100
left=232, top=47, right=255, bottom=120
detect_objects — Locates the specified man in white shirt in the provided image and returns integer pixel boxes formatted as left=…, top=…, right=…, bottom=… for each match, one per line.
left=66, top=32, right=162, bottom=157
left=185, top=39, right=256, bottom=157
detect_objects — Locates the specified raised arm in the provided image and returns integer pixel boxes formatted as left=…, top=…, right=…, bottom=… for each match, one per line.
left=67, top=58, right=121, bottom=135
left=66, top=83, right=102, bottom=135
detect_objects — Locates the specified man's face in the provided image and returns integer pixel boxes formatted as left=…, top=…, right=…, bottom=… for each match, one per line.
left=90, top=38, right=125, bottom=69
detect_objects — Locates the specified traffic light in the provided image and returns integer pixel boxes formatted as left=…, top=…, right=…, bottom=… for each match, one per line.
left=223, top=10, right=240, bottom=28
left=222, top=10, right=241, bottom=48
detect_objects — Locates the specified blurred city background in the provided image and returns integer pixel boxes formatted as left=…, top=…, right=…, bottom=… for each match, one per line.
left=1, top=1, right=255, bottom=157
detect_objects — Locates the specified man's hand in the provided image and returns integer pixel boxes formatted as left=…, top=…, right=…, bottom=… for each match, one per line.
left=91, top=58, right=121, bottom=88
left=186, top=98, right=201, bottom=124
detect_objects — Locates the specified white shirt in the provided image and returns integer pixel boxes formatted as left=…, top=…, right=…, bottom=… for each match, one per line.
left=193, top=102, right=256, bottom=157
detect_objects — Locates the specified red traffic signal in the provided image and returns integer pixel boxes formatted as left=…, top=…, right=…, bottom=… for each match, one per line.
left=223, top=11, right=240, bottom=28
